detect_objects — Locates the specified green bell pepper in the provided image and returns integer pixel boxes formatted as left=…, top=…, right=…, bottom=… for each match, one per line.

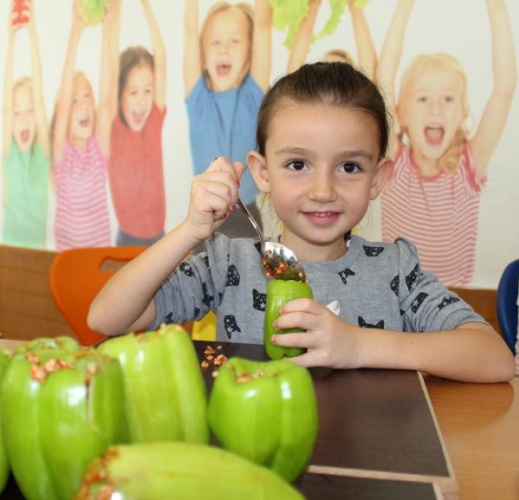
left=97, top=323, right=210, bottom=444
left=264, top=279, right=313, bottom=359
left=0, top=349, right=10, bottom=494
left=1, top=344, right=128, bottom=500
left=207, top=357, right=318, bottom=482
left=76, top=441, right=304, bottom=499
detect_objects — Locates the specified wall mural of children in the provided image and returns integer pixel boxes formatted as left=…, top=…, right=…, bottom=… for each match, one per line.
left=183, top=0, right=272, bottom=237
left=109, top=0, right=167, bottom=247
left=52, top=0, right=116, bottom=250
left=2, top=0, right=50, bottom=248
left=378, top=0, right=517, bottom=286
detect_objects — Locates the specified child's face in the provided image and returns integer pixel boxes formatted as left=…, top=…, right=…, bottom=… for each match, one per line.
left=121, top=63, right=154, bottom=132
left=398, top=65, right=465, bottom=162
left=249, top=102, right=390, bottom=260
left=202, top=8, right=251, bottom=92
left=69, top=75, right=95, bottom=143
left=12, top=82, right=36, bottom=152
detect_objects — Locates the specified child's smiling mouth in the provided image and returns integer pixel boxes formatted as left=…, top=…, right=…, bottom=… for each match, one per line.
left=20, top=129, right=30, bottom=143
left=303, top=211, right=341, bottom=226
left=216, top=61, right=232, bottom=76
left=424, top=124, right=445, bottom=146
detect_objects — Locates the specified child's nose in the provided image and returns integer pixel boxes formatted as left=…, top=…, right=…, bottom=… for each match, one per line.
left=308, top=172, right=337, bottom=202
left=429, top=98, right=443, bottom=115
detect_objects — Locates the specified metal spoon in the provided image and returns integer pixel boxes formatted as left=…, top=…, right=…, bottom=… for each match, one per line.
left=235, top=197, right=306, bottom=281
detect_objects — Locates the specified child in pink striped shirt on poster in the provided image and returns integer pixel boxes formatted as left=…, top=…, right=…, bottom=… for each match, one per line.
left=52, top=0, right=117, bottom=250
left=377, top=0, right=516, bottom=285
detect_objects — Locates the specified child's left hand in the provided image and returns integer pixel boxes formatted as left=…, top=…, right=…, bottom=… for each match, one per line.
left=271, top=298, right=363, bottom=369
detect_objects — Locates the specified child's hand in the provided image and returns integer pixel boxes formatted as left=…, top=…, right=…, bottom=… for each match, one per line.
left=186, top=156, right=244, bottom=241
left=271, top=298, right=363, bottom=369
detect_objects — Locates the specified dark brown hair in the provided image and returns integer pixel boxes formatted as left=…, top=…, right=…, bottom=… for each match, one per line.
left=256, top=62, right=390, bottom=159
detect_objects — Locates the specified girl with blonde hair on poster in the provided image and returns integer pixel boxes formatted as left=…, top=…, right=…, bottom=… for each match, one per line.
left=109, top=0, right=167, bottom=247
left=184, top=0, right=272, bottom=238
left=2, top=0, right=49, bottom=248
left=378, top=0, right=516, bottom=286
left=52, top=0, right=118, bottom=250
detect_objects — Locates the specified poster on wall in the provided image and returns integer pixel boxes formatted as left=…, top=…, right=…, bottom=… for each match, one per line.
left=0, top=0, right=517, bottom=288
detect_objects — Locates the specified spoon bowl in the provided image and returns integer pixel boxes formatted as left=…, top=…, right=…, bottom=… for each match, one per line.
left=235, top=197, right=306, bottom=281
left=261, top=241, right=307, bottom=281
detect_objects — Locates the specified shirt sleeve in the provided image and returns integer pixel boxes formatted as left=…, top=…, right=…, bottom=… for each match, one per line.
left=147, top=234, right=231, bottom=331
left=395, top=237, right=486, bottom=332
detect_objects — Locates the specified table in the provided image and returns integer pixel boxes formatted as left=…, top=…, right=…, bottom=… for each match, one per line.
left=425, top=375, right=519, bottom=500
left=1, top=338, right=517, bottom=499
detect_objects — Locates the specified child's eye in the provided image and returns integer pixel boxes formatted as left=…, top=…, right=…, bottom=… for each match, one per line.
left=286, top=160, right=307, bottom=171
left=417, top=96, right=428, bottom=103
left=339, top=162, right=361, bottom=174
left=444, top=95, right=455, bottom=103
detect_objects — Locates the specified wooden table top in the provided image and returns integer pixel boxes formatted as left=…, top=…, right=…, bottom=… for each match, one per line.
left=1, top=338, right=517, bottom=500
left=425, top=375, right=519, bottom=500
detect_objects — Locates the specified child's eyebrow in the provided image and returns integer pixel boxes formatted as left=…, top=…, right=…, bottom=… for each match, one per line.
left=274, top=147, right=376, bottom=161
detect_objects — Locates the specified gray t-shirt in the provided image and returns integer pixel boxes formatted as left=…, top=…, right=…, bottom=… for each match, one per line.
left=149, top=233, right=485, bottom=343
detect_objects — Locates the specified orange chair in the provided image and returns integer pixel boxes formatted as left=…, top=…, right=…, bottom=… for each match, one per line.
left=49, top=246, right=146, bottom=346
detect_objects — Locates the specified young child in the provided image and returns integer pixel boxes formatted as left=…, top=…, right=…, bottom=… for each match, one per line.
left=109, top=0, right=166, bottom=246
left=89, top=62, right=515, bottom=383
left=378, top=0, right=516, bottom=285
left=52, top=0, right=117, bottom=250
left=2, top=0, right=50, bottom=248
left=184, top=0, right=272, bottom=238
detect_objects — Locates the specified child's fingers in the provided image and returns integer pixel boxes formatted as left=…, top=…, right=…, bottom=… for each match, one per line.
left=209, top=156, right=243, bottom=190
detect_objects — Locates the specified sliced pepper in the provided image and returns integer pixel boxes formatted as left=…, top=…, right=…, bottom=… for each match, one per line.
left=76, top=441, right=304, bottom=499
left=1, top=345, right=128, bottom=500
left=264, top=279, right=313, bottom=359
left=97, top=323, right=210, bottom=444
left=207, top=357, right=318, bottom=482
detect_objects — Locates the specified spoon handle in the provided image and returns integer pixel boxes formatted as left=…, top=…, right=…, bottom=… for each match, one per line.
left=236, top=197, right=264, bottom=243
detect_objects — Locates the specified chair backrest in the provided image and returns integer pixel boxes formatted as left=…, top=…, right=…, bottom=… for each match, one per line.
left=49, top=246, right=146, bottom=346
left=496, top=259, right=519, bottom=355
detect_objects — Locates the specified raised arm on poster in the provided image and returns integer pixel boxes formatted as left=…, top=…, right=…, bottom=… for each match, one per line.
left=377, top=0, right=517, bottom=286
left=183, top=0, right=272, bottom=208
left=1, top=0, right=50, bottom=249
left=108, top=0, right=167, bottom=247
left=52, top=0, right=118, bottom=250
left=287, top=0, right=376, bottom=80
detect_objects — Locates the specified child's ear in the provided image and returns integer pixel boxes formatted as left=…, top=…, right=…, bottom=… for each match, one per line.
left=247, top=151, right=271, bottom=193
left=370, top=157, right=393, bottom=200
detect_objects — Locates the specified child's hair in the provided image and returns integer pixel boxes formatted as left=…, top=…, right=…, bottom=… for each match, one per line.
left=118, top=46, right=154, bottom=122
left=12, top=76, right=32, bottom=98
left=397, top=53, right=470, bottom=174
left=256, top=61, right=390, bottom=159
left=322, top=49, right=354, bottom=65
left=200, top=2, right=254, bottom=44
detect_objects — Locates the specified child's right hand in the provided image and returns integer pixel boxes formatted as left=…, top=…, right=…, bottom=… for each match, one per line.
left=185, top=156, right=244, bottom=241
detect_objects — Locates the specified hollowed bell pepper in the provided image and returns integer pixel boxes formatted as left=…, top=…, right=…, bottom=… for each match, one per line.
left=207, top=357, right=318, bottom=482
left=1, top=344, right=128, bottom=500
left=76, top=441, right=304, bottom=499
left=264, top=279, right=313, bottom=359
left=0, top=349, right=10, bottom=494
left=97, top=323, right=210, bottom=444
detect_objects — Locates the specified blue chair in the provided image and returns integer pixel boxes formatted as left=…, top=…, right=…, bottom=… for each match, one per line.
left=496, top=259, right=519, bottom=354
